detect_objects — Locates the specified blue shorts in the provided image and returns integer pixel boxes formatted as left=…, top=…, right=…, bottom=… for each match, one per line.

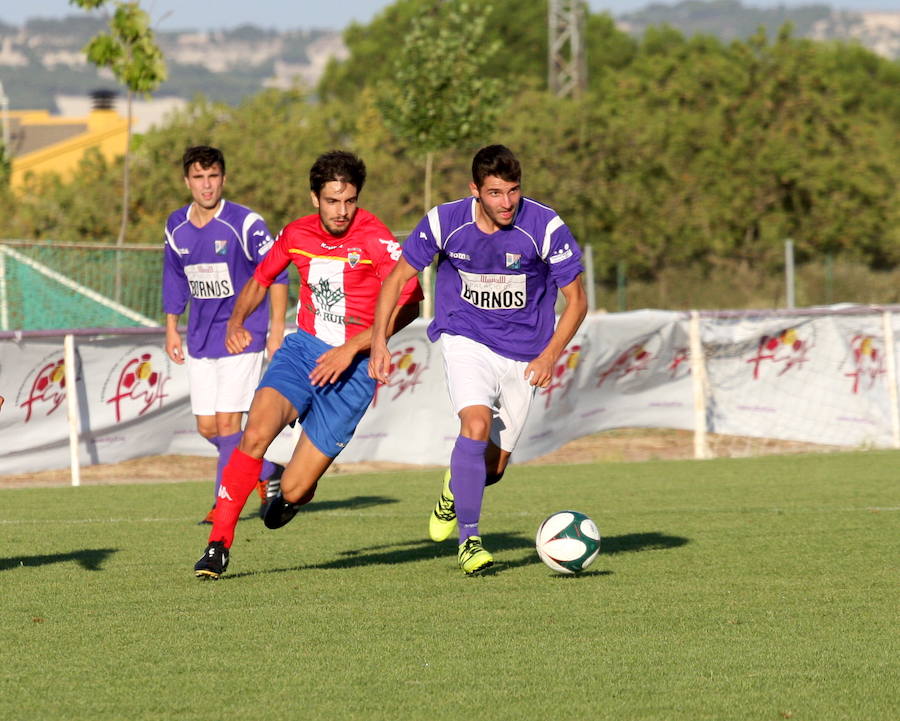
left=258, top=330, right=376, bottom=458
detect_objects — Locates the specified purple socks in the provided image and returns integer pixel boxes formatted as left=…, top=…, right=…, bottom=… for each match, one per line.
left=215, top=431, right=242, bottom=502
left=261, top=459, right=277, bottom=481
left=449, top=435, right=488, bottom=542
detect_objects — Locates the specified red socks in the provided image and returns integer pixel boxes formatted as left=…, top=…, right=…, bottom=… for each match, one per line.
left=208, top=448, right=262, bottom=548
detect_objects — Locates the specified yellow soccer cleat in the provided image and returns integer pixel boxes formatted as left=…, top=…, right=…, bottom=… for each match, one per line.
left=458, top=535, right=494, bottom=575
left=428, top=469, right=457, bottom=542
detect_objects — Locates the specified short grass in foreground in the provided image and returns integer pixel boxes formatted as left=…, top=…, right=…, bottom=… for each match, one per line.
left=1, top=451, right=898, bottom=721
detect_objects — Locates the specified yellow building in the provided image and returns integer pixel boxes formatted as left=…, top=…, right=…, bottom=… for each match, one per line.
left=7, top=97, right=129, bottom=189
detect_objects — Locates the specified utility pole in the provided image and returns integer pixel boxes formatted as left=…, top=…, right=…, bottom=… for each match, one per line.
left=548, top=0, right=587, bottom=98
left=0, top=81, right=9, bottom=156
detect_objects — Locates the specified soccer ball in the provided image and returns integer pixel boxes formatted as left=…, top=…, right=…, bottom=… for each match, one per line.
left=535, top=510, right=601, bottom=574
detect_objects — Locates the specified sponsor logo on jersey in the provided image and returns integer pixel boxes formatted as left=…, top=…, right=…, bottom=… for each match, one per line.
left=312, top=277, right=345, bottom=310
left=214, top=239, right=228, bottom=256
left=458, top=270, right=526, bottom=310
left=549, top=243, right=574, bottom=264
left=448, top=251, right=471, bottom=261
left=303, top=301, right=362, bottom=327
left=347, top=248, right=362, bottom=268
left=185, top=263, right=234, bottom=299
left=505, top=253, right=521, bottom=269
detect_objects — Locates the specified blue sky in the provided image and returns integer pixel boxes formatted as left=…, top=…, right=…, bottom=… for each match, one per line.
left=2, top=0, right=897, bottom=32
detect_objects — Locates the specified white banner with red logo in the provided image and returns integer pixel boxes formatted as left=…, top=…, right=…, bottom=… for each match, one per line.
left=1, top=308, right=898, bottom=476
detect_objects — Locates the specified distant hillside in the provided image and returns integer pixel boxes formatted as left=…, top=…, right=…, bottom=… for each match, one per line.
left=617, top=1, right=900, bottom=59
left=0, top=15, right=345, bottom=111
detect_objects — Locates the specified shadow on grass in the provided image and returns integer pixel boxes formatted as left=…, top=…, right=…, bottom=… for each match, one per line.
left=224, top=529, right=688, bottom=580
left=235, top=494, right=399, bottom=522
left=601, top=531, right=689, bottom=555
left=0, top=548, right=118, bottom=572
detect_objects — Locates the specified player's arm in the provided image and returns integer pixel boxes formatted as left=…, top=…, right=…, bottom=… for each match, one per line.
left=230, top=229, right=292, bottom=355
left=524, top=274, right=588, bottom=388
left=162, top=239, right=188, bottom=365
left=248, top=218, right=289, bottom=358
left=368, top=257, right=421, bottom=383
left=225, top=277, right=269, bottom=355
left=165, top=313, right=185, bottom=364
left=266, top=282, right=288, bottom=358
left=309, top=300, right=419, bottom=387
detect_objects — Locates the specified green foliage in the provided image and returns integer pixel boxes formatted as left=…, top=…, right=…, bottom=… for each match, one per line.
left=2, top=452, right=899, bottom=720
left=319, top=0, right=637, bottom=102
left=0, top=141, right=10, bottom=189
left=3, top=5, right=899, bottom=304
left=377, top=1, right=502, bottom=155
left=69, top=0, right=166, bottom=95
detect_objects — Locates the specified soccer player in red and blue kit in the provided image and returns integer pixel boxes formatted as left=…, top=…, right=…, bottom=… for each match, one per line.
left=369, top=145, right=587, bottom=575
left=163, top=146, right=289, bottom=523
left=194, top=150, right=423, bottom=579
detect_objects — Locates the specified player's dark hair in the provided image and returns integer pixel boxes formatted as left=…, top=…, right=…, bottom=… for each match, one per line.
left=182, top=146, right=225, bottom=176
left=309, top=150, right=366, bottom=196
left=471, top=144, right=521, bottom=188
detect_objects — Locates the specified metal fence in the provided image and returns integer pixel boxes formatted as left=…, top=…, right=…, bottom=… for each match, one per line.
left=0, top=240, right=163, bottom=330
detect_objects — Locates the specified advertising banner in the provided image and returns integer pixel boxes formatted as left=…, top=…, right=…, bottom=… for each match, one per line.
left=1, top=309, right=897, bottom=476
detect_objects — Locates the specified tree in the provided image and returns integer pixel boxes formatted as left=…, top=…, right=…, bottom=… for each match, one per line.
left=376, top=1, right=504, bottom=317
left=68, top=0, right=166, bottom=252
left=378, top=0, right=503, bottom=212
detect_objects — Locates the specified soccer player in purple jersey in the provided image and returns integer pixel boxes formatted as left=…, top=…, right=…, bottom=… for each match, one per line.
left=163, top=146, right=289, bottom=523
left=369, top=144, right=588, bottom=575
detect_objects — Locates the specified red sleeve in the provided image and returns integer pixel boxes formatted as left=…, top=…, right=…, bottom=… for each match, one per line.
left=368, top=217, right=423, bottom=305
left=253, top=226, right=292, bottom=287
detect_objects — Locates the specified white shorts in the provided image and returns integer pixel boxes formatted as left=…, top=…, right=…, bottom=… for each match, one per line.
left=186, top=351, right=264, bottom=416
left=439, top=333, right=535, bottom=452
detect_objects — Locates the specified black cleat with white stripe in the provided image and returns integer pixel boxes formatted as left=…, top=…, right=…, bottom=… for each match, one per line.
left=194, top=541, right=229, bottom=579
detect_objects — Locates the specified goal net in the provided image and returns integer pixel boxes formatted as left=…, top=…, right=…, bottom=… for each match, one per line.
left=691, top=307, right=900, bottom=459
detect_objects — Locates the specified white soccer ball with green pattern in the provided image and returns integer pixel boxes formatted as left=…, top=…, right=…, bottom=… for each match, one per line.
left=535, top=510, right=601, bottom=574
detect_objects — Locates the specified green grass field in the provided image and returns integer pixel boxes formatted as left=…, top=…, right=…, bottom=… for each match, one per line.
left=2, top=451, right=898, bottom=721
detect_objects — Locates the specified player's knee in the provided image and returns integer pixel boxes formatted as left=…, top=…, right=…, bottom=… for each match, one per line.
left=196, top=424, right=217, bottom=440
left=284, top=480, right=318, bottom=506
left=460, top=418, right=491, bottom=442
left=238, top=424, right=273, bottom=456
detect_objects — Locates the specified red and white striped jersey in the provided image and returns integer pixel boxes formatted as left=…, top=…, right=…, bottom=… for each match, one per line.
left=254, top=208, right=423, bottom=346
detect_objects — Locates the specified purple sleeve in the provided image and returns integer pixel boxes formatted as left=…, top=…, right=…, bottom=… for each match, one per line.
left=161, top=238, right=189, bottom=315
left=401, top=213, right=439, bottom=271
left=249, top=216, right=289, bottom=285
left=545, top=221, right=584, bottom=288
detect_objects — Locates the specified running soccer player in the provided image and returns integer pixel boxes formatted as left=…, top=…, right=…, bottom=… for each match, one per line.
left=163, top=146, right=289, bottom=523
left=193, top=150, right=423, bottom=579
left=369, top=144, right=587, bottom=575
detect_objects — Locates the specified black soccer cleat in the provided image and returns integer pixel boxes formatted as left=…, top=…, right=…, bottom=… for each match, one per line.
left=258, top=463, right=285, bottom=518
left=194, top=541, right=229, bottom=579
left=263, top=492, right=301, bottom=530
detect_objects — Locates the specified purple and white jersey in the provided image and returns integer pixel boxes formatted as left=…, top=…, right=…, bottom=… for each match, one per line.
left=162, top=199, right=288, bottom=359
left=403, top=196, right=584, bottom=361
